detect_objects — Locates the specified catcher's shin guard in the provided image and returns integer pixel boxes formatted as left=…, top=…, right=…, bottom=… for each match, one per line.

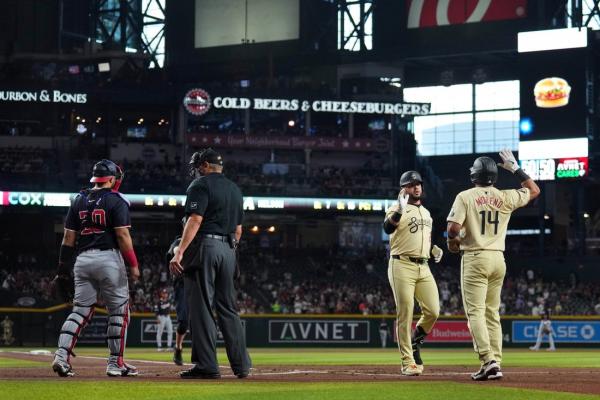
left=411, top=325, right=428, bottom=365
left=56, top=305, right=95, bottom=362
left=107, top=301, right=130, bottom=367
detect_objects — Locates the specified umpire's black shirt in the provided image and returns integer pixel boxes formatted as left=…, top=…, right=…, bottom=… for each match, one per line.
left=184, top=173, right=243, bottom=235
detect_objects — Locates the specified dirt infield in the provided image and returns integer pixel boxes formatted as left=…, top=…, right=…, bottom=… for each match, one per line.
left=2, top=351, right=600, bottom=395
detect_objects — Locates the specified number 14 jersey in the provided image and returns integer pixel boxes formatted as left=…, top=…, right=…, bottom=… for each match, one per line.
left=447, top=186, right=530, bottom=252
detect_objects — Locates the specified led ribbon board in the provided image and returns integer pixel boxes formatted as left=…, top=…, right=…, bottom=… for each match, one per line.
left=0, top=191, right=395, bottom=213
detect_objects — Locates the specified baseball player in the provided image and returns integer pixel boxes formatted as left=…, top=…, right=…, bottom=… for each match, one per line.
left=167, top=235, right=188, bottom=365
left=530, top=311, right=556, bottom=351
left=446, top=149, right=540, bottom=381
left=383, top=171, right=443, bottom=376
left=379, top=320, right=390, bottom=348
left=51, top=159, right=140, bottom=377
left=154, top=288, right=173, bottom=351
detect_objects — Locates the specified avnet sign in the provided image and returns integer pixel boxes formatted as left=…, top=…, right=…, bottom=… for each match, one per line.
left=269, top=320, right=370, bottom=343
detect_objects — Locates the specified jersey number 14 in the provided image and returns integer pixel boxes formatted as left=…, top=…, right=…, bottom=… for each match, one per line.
left=479, top=210, right=499, bottom=235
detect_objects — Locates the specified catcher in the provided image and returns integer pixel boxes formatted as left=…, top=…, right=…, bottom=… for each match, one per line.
left=51, top=159, right=140, bottom=377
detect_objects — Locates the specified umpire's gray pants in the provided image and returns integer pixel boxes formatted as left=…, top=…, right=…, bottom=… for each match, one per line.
left=184, top=238, right=251, bottom=375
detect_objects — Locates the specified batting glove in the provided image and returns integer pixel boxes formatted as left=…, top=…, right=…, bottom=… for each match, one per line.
left=397, top=189, right=409, bottom=214
left=498, top=148, right=519, bottom=173
left=431, top=245, right=443, bottom=263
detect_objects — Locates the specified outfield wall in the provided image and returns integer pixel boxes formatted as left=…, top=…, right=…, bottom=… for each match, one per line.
left=1, top=307, right=599, bottom=348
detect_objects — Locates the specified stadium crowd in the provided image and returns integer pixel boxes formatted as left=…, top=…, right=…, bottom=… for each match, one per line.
left=2, top=246, right=600, bottom=317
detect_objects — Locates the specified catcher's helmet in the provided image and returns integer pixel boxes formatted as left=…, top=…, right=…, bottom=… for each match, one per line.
left=470, top=156, right=498, bottom=186
left=399, top=170, right=423, bottom=187
left=90, top=159, right=124, bottom=191
left=189, top=148, right=223, bottom=177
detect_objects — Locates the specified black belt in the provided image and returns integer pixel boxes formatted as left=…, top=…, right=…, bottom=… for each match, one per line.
left=201, top=233, right=228, bottom=242
left=391, top=255, right=428, bottom=264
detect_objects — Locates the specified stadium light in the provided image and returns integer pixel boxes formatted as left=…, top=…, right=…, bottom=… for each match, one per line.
left=519, top=118, right=533, bottom=135
left=518, top=28, right=588, bottom=53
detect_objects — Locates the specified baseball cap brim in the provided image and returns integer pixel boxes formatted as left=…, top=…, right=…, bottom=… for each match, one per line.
left=90, top=176, right=114, bottom=183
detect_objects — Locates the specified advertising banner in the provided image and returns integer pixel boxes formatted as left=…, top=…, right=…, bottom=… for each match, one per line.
left=392, top=321, right=472, bottom=343
left=407, top=0, right=527, bottom=29
left=140, top=319, right=245, bottom=344
left=268, top=320, right=370, bottom=344
left=79, top=316, right=108, bottom=344
left=188, top=133, right=389, bottom=152
left=512, top=321, right=600, bottom=343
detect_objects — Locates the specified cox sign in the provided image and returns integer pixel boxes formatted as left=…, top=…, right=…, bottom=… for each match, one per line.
left=512, top=321, right=600, bottom=343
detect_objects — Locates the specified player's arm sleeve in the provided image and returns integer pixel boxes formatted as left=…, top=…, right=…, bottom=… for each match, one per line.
left=383, top=205, right=400, bottom=234
left=446, top=194, right=467, bottom=225
left=184, top=181, right=209, bottom=216
left=111, top=198, right=131, bottom=228
left=64, top=196, right=81, bottom=231
left=504, top=188, right=531, bottom=211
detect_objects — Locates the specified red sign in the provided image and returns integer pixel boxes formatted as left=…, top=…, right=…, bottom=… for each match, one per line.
left=394, top=321, right=472, bottom=343
left=183, top=88, right=211, bottom=116
left=407, top=0, right=527, bottom=29
left=556, top=157, right=588, bottom=179
left=188, top=133, right=389, bottom=152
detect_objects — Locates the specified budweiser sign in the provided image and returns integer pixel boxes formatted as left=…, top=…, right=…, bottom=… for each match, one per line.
left=407, top=0, right=527, bottom=29
left=394, top=321, right=472, bottom=343
left=188, top=133, right=389, bottom=152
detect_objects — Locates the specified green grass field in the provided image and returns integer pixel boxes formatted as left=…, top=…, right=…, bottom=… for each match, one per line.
left=1, top=348, right=599, bottom=400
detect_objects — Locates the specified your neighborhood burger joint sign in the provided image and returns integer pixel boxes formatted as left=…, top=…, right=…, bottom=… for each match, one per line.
left=183, top=88, right=431, bottom=117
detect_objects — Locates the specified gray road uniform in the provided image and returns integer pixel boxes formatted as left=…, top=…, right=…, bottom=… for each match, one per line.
left=182, top=172, right=251, bottom=377
left=54, top=188, right=133, bottom=370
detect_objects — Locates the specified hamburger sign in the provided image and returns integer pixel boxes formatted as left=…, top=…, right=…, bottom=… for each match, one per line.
left=534, top=77, right=571, bottom=108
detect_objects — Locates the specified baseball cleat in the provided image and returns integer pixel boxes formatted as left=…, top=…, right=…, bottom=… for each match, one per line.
left=416, top=364, right=424, bottom=375
left=106, top=362, right=139, bottom=377
left=471, top=360, right=501, bottom=381
left=401, top=364, right=422, bottom=376
left=529, top=346, right=539, bottom=351
left=173, top=348, right=183, bottom=366
left=52, top=359, right=74, bottom=377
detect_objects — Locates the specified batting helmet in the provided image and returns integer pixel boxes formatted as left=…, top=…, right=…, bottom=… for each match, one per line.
left=470, top=156, right=498, bottom=186
left=189, top=148, right=223, bottom=177
left=90, top=159, right=124, bottom=191
left=399, top=170, right=423, bottom=187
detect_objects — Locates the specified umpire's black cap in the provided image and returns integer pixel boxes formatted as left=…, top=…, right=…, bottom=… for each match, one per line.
left=190, top=148, right=223, bottom=167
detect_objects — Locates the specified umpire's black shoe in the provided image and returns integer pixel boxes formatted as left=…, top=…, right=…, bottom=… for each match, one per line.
left=471, top=360, right=502, bottom=381
left=173, top=348, right=183, bottom=366
left=180, top=367, right=221, bottom=379
left=235, top=372, right=249, bottom=379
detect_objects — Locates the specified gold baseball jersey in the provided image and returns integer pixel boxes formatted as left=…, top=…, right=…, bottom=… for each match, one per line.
left=447, top=186, right=530, bottom=251
left=386, top=203, right=432, bottom=258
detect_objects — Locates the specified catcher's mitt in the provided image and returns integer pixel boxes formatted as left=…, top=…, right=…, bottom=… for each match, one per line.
left=51, top=274, right=74, bottom=302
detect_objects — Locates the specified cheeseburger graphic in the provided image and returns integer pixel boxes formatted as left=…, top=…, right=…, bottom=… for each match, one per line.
left=534, top=77, right=571, bottom=108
